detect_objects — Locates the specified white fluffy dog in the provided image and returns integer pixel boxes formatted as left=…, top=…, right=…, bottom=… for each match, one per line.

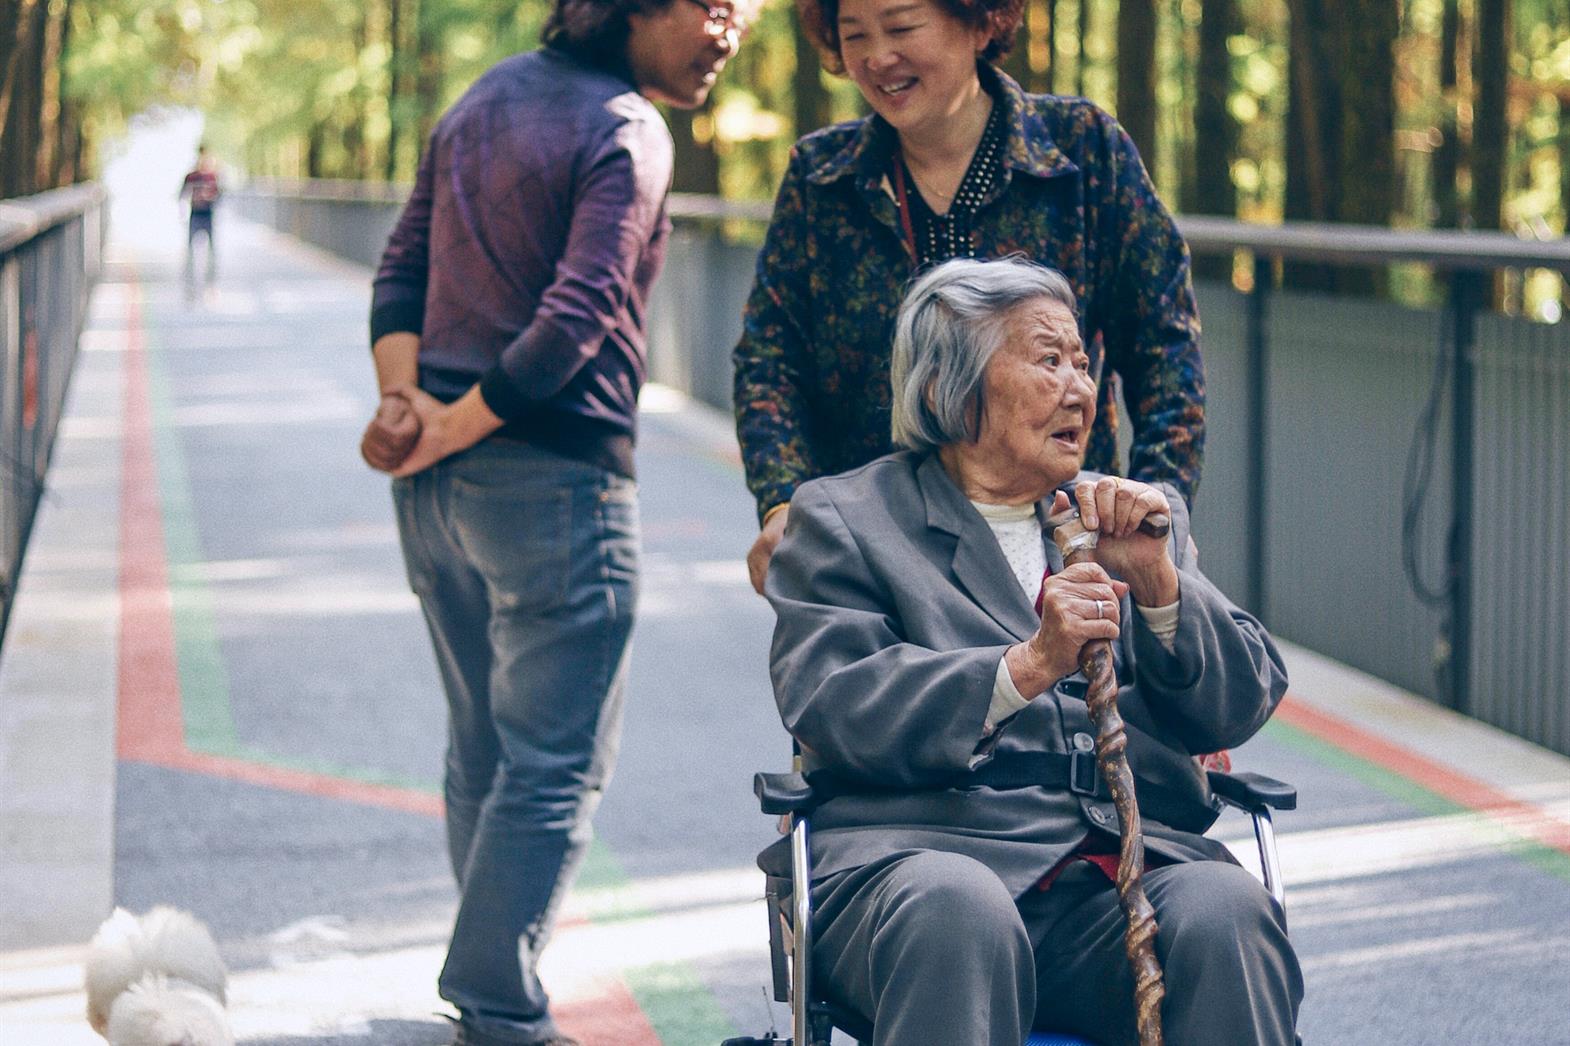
left=84, top=906, right=233, bottom=1046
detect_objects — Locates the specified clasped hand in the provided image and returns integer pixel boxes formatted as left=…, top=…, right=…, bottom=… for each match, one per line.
left=359, top=385, right=461, bottom=478
left=1005, top=478, right=1178, bottom=695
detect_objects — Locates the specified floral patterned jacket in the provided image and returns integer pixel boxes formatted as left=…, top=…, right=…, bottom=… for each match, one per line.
left=732, top=64, right=1204, bottom=521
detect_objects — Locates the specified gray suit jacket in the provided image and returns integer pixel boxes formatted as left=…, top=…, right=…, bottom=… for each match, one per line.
left=763, top=451, right=1288, bottom=896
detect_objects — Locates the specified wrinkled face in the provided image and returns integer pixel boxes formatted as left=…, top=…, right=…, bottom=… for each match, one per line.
left=836, top=0, right=988, bottom=139
left=627, top=0, right=751, bottom=109
left=973, top=297, right=1096, bottom=489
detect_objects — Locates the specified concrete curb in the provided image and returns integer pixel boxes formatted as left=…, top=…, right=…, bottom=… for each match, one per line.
left=1278, top=639, right=1570, bottom=813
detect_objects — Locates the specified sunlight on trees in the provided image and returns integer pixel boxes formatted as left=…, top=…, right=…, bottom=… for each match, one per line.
left=3, top=0, right=1565, bottom=311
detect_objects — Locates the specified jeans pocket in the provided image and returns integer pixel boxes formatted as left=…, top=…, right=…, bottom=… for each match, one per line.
left=450, top=478, right=573, bottom=612
left=596, top=479, right=640, bottom=585
left=391, top=476, right=435, bottom=598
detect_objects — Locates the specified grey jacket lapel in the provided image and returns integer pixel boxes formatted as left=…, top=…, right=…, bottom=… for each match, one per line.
left=916, top=455, right=1041, bottom=641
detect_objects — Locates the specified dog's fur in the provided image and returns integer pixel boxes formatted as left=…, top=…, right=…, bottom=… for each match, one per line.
left=84, top=907, right=233, bottom=1046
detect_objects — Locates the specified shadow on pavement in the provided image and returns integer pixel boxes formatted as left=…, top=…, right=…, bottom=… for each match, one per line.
left=250, top=1017, right=451, bottom=1046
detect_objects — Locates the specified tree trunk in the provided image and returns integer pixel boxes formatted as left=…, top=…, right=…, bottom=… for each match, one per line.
left=0, top=0, right=47, bottom=198
left=307, top=121, right=327, bottom=180
left=0, top=0, right=41, bottom=154
left=1192, top=0, right=1238, bottom=279
left=1284, top=0, right=1395, bottom=294
left=345, top=4, right=370, bottom=179
left=55, top=98, right=79, bottom=186
left=0, top=2, right=20, bottom=124
left=1015, top=0, right=1056, bottom=94
left=1284, top=0, right=1333, bottom=222
left=1559, top=96, right=1570, bottom=312
left=386, top=0, right=404, bottom=180
left=792, top=15, right=832, bottom=137
left=414, top=0, right=444, bottom=158
left=1333, top=0, right=1396, bottom=228
left=668, top=103, right=721, bottom=194
left=1560, top=97, right=1570, bottom=233
left=1044, top=0, right=1058, bottom=93
left=1000, top=20, right=1031, bottom=87
left=41, top=0, right=70, bottom=189
left=1283, top=0, right=1338, bottom=290
left=1076, top=0, right=1092, bottom=97
left=1432, top=0, right=1462, bottom=228
left=1194, top=0, right=1236, bottom=215
left=1115, top=0, right=1157, bottom=163
left=1470, top=0, right=1508, bottom=233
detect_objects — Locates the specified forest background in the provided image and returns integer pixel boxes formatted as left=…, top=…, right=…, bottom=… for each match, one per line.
left=2, top=0, right=1567, bottom=311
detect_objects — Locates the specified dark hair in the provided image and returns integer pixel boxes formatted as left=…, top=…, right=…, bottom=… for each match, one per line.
left=542, top=0, right=676, bottom=59
left=796, top=0, right=1024, bottom=74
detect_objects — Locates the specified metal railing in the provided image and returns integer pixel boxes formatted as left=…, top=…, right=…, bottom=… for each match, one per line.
left=1169, top=222, right=1568, bottom=747
left=0, top=184, right=107, bottom=645
left=233, top=180, right=1570, bottom=758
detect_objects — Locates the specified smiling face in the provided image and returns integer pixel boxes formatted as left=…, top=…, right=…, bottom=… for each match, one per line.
left=963, top=296, right=1095, bottom=499
left=835, top=0, right=988, bottom=139
left=626, top=0, right=749, bottom=109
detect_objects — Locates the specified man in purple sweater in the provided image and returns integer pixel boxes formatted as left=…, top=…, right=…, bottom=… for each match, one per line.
left=366, top=2, right=752, bottom=1042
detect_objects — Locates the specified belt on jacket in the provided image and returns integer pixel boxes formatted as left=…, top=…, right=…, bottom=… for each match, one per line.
left=805, top=750, right=1221, bottom=834
left=806, top=750, right=1103, bottom=801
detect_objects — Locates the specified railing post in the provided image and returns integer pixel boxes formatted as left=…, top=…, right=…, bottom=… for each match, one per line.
left=1443, top=270, right=1480, bottom=714
left=1246, top=253, right=1271, bottom=621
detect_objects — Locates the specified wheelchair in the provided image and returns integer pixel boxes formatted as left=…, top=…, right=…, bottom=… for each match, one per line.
left=723, top=762, right=1296, bottom=1046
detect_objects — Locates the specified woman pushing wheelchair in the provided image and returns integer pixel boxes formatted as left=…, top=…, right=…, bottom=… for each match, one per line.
left=760, top=258, right=1302, bottom=1045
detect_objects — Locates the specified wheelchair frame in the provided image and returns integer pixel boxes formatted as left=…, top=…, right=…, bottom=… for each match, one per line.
left=723, top=767, right=1297, bottom=1046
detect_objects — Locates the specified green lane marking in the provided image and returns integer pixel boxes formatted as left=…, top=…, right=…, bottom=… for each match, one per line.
left=140, top=296, right=741, bottom=1042
left=575, top=843, right=742, bottom=1041
left=1261, top=718, right=1570, bottom=883
left=144, top=321, right=238, bottom=752
left=625, top=961, right=741, bottom=1044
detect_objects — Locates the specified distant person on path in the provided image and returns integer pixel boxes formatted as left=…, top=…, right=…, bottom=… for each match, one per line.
left=733, top=0, right=1206, bottom=594
left=178, top=145, right=220, bottom=292
left=361, top=1, right=754, bottom=1043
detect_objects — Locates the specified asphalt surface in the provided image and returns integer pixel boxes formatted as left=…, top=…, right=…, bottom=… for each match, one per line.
left=1, top=197, right=1567, bottom=1046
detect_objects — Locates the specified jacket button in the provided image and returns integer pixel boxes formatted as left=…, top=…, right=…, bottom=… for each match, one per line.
left=1072, top=732, right=1095, bottom=752
left=1088, top=807, right=1108, bottom=825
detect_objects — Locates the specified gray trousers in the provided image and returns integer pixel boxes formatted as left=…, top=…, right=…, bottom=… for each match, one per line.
left=812, top=849, right=1302, bottom=1046
left=395, top=440, right=639, bottom=1043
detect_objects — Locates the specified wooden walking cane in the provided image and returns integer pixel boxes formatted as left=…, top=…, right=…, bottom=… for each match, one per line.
left=1047, top=504, right=1171, bottom=1046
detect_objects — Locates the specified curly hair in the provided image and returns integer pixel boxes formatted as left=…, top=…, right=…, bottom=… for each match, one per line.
left=796, top=0, right=1024, bottom=74
left=542, top=0, right=677, bottom=58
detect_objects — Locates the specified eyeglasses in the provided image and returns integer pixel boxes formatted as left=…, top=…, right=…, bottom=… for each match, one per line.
left=683, top=0, right=750, bottom=39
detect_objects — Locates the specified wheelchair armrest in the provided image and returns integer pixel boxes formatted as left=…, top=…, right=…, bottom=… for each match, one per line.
left=754, top=771, right=819, bottom=816
left=1208, top=770, right=1297, bottom=812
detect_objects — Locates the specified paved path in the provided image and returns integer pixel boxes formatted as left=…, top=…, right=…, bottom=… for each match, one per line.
left=1, top=208, right=1568, bottom=1045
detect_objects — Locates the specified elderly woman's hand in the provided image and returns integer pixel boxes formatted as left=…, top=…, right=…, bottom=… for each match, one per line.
left=1005, top=562, right=1129, bottom=695
left=1070, top=479, right=1180, bottom=607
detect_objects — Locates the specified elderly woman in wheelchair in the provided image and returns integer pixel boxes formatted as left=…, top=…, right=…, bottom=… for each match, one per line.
left=747, top=257, right=1303, bottom=1046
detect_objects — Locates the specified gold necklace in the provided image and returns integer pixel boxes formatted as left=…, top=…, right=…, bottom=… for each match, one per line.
left=907, top=166, right=957, bottom=203
left=902, top=93, right=993, bottom=208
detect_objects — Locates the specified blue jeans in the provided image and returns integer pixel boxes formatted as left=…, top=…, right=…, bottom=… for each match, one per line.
left=394, top=439, right=639, bottom=1043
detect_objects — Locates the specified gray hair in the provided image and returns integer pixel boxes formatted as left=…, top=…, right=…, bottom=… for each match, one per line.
left=890, top=257, right=1078, bottom=452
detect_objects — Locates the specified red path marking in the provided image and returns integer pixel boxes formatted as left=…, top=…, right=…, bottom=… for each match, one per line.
left=1276, top=696, right=1570, bottom=857
left=111, top=279, right=653, bottom=1039
left=114, top=278, right=439, bottom=817
left=116, top=281, right=186, bottom=765
left=555, top=980, right=665, bottom=1043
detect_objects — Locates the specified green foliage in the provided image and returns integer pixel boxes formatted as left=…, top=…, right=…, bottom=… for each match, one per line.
left=51, top=0, right=1570, bottom=263
left=65, top=0, right=209, bottom=148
